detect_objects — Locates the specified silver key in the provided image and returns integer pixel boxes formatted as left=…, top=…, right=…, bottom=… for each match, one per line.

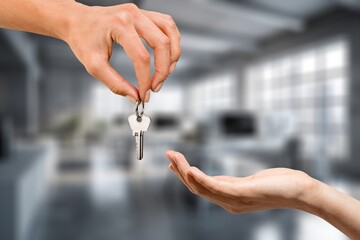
left=128, top=114, right=151, bottom=160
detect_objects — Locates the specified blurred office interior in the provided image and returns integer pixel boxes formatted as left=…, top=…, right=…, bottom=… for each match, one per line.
left=1, top=0, right=360, bottom=239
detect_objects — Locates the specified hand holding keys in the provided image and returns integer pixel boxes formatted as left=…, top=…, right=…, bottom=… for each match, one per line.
left=128, top=101, right=151, bottom=160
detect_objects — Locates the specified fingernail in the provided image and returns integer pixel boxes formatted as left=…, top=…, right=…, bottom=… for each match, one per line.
left=144, top=90, right=150, bottom=102
left=154, top=82, right=164, bottom=93
left=126, top=95, right=137, bottom=104
left=169, top=62, right=177, bottom=73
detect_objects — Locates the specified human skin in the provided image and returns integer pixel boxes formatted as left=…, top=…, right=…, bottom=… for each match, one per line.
left=0, top=0, right=181, bottom=103
left=166, top=150, right=360, bottom=239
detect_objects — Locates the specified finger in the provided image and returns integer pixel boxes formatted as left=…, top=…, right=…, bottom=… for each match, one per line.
left=170, top=151, right=191, bottom=178
left=189, top=167, right=237, bottom=197
left=187, top=174, right=236, bottom=209
left=168, top=150, right=236, bottom=197
left=167, top=151, right=237, bottom=211
left=166, top=151, right=189, bottom=183
left=112, top=26, right=151, bottom=101
left=134, top=13, right=171, bottom=92
left=141, top=10, right=181, bottom=73
left=88, top=58, right=138, bottom=101
left=167, top=151, right=194, bottom=187
left=168, top=163, right=195, bottom=192
left=167, top=153, right=188, bottom=182
left=170, top=162, right=227, bottom=207
left=167, top=150, right=238, bottom=196
left=169, top=163, right=175, bottom=172
left=166, top=150, right=179, bottom=163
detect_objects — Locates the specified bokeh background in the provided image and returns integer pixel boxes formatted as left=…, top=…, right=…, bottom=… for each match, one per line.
left=1, top=0, right=360, bottom=239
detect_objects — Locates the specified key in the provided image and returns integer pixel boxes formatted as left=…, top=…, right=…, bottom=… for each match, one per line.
left=128, top=114, right=151, bottom=160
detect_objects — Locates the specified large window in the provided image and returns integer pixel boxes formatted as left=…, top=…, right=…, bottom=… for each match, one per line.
left=91, top=84, right=184, bottom=123
left=246, top=40, right=349, bottom=160
left=191, top=71, right=238, bottom=117
left=92, top=84, right=131, bottom=123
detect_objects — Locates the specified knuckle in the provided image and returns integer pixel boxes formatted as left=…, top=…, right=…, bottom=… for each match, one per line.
left=86, top=65, right=96, bottom=76
left=156, top=68, right=170, bottom=77
left=174, top=49, right=182, bottom=62
left=85, top=58, right=101, bottom=76
left=164, top=14, right=174, bottom=24
left=168, top=20, right=177, bottom=30
left=167, top=21, right=177, bottom=32
left=296, top=170, right=309, bottom=178
left=115, top=12, right=132, bottom=26
left=123, top=3, right=138, bottom=12
left=137, top=50, right=151, bottom=63
left=158, top=36, right=170, bottom=47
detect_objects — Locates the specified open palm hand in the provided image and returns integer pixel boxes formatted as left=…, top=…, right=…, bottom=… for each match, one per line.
left=166, top=150, right=316, bottom=214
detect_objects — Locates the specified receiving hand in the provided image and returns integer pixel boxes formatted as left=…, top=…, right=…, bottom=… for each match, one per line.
left=65, top=3, right=181, bottom=103
left=166, top=150, right=317, bottom=214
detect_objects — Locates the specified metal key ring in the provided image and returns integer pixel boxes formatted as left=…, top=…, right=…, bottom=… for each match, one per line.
left=135, top=101, right=144, bottom=118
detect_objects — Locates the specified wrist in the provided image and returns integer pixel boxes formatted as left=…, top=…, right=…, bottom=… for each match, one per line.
left=293, top=174, right=323, bottom=213
left=42, top=1, right=89, bottom=41
left=295, top=178, right=360, bottom=239
left=296, top=176, right=337, bottom=221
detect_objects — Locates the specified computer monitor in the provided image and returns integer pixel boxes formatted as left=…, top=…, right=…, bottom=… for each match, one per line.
left=153, top=115, right=179, bottom=130
left=219, top=112, right=256, bottom=137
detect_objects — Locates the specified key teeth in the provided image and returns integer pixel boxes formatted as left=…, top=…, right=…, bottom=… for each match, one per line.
left=129, top=113, right=150, bottom=160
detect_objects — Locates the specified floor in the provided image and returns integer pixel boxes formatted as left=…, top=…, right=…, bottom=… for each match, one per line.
left=30, top=143, right=348, bottom=240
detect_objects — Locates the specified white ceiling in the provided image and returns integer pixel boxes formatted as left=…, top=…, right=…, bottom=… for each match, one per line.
left=142, top=0, right=305, bottom=52
left=234, top=0, right=338, bottom=18
left=2, top=0, right=357, bottom=78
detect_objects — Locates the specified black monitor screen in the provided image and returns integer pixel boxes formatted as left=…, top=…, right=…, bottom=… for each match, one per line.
left=220, top=113, right=256, bottom=136
left=153, top=116, right=179, bottom=129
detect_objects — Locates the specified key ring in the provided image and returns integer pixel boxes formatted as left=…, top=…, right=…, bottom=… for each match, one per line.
left=135, top=101, right=144, bottom=118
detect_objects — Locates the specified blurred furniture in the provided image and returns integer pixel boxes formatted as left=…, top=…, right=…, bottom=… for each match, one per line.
left=162, top=119, right=208, bottom=212
left=138, top=115, right=183, bottom=207
left=196, top=112, right=300, bottom=214
left=205, top=111, right=299, bottom=171
left=147, top=114, right=183, bottom=166
left=0, top=138, right=58, bottom=240
left=106, top=125, right=133, bottom=170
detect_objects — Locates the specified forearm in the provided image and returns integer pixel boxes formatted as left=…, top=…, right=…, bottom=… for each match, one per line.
left=300, top=180, right=360, bottom=239
left=0, top=0, right=85, bottom=41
